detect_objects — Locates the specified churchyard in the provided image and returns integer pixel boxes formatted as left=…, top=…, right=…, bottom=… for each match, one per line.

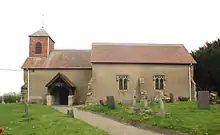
left=1, top=91, right=220, bottom=135
left=0, top=104, right=108, bottom=135
left=79, top=94, right=220, bottom=135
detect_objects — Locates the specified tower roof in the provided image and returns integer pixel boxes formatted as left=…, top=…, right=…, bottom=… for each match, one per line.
left=29, top=28, right=55, bottom=42
left=29, top=28, right=50, bottom=37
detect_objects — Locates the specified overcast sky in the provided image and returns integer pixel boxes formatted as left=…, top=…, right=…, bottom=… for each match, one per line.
left=0, top=0, right=220, bottom=95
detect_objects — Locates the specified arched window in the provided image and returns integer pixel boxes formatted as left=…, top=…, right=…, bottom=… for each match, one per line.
left=117, top=75, right=129, bottom=91
left=119, top=78, right=123, bottom=90
left=155, top=78, right=160, bottom=89
left=154, top=75, right=165, bottom=90
left=160, top=78, right=164, bottom=89
left=35, top=42, right=42, bottom=54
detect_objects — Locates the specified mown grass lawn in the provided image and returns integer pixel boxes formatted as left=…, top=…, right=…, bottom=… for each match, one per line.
left=79, top=102, right=220, bottom=135
left=0, top=104, right=109, bottom=135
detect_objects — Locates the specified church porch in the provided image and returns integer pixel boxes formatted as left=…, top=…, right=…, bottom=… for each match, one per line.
left=45, top=73, right=76, bottom=106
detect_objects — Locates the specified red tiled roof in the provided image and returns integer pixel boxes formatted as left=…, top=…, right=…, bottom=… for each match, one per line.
left=91, top=43, right=196, bottom=64
left=29, top=28, right=55, bottom=42
left=22, top=50, right=91, bottom=69
left=22, top=42, right=196, bottom=69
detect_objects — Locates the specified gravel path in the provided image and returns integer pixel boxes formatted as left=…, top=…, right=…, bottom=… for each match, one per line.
left=53, top=105, right=163, bottom=135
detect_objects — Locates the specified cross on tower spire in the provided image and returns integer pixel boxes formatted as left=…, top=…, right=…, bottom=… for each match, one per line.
left=42, top=14, right=45, bottom=29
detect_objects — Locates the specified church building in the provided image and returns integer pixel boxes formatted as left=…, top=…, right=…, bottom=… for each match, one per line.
left=21, top=28, right=197, bottom=106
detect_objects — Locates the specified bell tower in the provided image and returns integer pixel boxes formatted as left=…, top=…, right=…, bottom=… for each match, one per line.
left=29, top=28, right=55, bottom=57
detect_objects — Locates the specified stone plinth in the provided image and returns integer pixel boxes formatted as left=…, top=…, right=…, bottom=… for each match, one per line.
left=46, top=95, right=52, bottom=106
left=68, top=95, right=74, bottom=106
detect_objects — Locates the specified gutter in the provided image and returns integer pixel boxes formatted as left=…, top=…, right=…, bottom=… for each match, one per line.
left=91, top=61, right=196, bottom=65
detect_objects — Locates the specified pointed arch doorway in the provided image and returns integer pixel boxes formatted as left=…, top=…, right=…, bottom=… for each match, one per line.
left=45, top=73, right=76, bottom=105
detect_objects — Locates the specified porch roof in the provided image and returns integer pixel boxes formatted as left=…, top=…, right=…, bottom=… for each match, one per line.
left=45, top=73, right=75, bottom=88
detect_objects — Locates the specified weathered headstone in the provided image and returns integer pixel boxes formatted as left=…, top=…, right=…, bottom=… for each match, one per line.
left=106, top=96, right=115, bottom=109
left=148, top=96, right=153, bottom=105
left=67, top=108, right=74, bottom=118
left=128, top=90, right=137, bottom=114
left=132, top=90, right=137, bottom=107
left=159, top=99, right=165, bottom=115
left=155, top=91, right=166, bottom=117
left=198, top=91, right=209, bottom=108
left=155, top=99, right=165, bottom=117
left=144, top=95, right=148, bottom=108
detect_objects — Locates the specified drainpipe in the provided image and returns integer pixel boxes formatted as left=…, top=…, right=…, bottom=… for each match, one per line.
left=27, top=69, right=30, bottom=104
left=188, top=63, right=192, bottom=101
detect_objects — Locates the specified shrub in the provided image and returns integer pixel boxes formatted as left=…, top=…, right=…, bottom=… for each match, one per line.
left=30, top=101, right=37, bottom=104
left=163, top=93, right=174, bottom=103
left=29, top=99, right=44, bottom=104
left=216, top=99, right=220, bottom=104
left=0, top=95, right=21, bottom=103
left=169, top=93, right=174, bottom=102
left=178, top=97, right=189, bottom=101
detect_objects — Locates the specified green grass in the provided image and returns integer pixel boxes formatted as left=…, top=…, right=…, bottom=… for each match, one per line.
left=79, top=102, right=220, bottom=135
left=0, top=104, right=109, bottom=135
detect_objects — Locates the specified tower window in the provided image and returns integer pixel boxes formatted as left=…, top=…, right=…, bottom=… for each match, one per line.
left=35, top=42, right=42, bottom=54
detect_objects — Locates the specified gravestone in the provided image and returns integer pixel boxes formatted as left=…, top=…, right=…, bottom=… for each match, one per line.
left=155, top=91, right=166, bottom=117
left=106, top=96, right=115, bottom=109
left=159, top=99, right=165, bottom=115
left=67, top=108, right=74, bottom=118
left=144, top=95, right=148, bottom=109
left=133, top=90, right=137, bottom=107
left=198, top=91, right=209, bottom=108
left=155, top=98, right=166, bottom=117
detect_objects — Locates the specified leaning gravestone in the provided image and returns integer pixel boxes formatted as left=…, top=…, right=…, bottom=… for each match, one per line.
left=106, top=96, right=116, bottom=109
left=198, top=91, right=209, bottom=108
